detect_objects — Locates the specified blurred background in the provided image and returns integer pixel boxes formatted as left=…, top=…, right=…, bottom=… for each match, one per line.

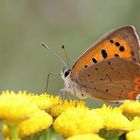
left=0, top=0, right=140, bottom=99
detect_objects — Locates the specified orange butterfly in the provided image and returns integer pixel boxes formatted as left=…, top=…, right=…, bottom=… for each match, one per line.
left=61, top=26, right=140, bottom=103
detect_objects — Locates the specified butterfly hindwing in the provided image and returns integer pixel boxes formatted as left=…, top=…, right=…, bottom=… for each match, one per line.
left=76, top=58, right=140, bottom=102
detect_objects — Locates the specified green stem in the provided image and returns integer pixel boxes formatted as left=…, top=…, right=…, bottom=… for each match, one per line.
left=46, top=127, right=57, bottom=140
left=7, top=123, right=19, bottom=140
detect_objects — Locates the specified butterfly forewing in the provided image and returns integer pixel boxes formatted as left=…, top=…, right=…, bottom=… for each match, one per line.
left=71, top=26, right=140, bottom=79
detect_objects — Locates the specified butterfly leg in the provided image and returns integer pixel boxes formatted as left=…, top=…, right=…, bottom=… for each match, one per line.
left=60, top=88, right=71, bottom=100
left=59, top=89, right=65, bottom=100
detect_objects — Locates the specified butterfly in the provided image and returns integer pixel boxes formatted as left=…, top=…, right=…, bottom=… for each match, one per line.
left=61, top=25, right=140, bottom=103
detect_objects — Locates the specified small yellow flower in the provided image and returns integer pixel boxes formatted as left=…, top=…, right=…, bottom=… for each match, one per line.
left=28, top=94, right=53, bottom=110
left=95, top=105, right=131, bottom=131
left=66, top=134, right=105, bottom=140
left=0, top=91, right=39, bottom=123
left=40, top=93, right=62, bottom=110
left=49, top=99, right=86, bottom=117
left=15, top=91, right=61, bottom=111
left=130, top=117, right=140, bottom=131
left=54, top=107, right=103, bottom=137
left=120, top=101, right=140, bottom=119
left=19, top=110, right=53, bottom=138
left=40, top=93, right=61, bottom=105
left=126, top=130, right=140, bottom=140
left=2, top=110, right=53, bottom=138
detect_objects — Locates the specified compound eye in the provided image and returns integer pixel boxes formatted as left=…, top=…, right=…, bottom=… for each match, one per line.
left=64, top=70, right=71, bottom=77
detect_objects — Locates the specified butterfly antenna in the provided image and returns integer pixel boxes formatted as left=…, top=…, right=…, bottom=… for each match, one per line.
left=62, top=45, right=70, bottom=69
left=41, top=43, right=67, bottom=67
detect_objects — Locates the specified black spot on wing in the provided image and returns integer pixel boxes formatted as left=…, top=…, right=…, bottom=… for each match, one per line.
left=114, top=54, right=119, bottom=57
left=106, top=89, right=108, bottom=92
left=110, top=39, right=114, bottom=43
left=92, top=58, right=97, bottom=63
left=95, top=67, right=98, bottom=71
left=101, top=49, right=107, bottom=59
left=115, top=42, right=120, bottom=47
left=119, top=46, right=125, bottom=52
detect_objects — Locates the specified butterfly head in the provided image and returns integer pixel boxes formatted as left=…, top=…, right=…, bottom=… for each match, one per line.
left=61, top=68, right=73, bottom=94
left=61, top=67, right=89, bottom=99
left=61, top=68, right=71, bottom=79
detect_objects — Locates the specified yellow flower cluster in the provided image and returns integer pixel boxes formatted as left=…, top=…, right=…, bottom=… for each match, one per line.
left=120, top=101, right=140, bottom=119
left=95, top=105, right=131, bottom=131
left=49, top=99, right=86, bottom=117
left=1, top=90, right=140, bottom=140
left=2, top=110, right=52, bottom=138
left=0, top=91, right=53, bottom=139
left=131, top=117, right=140, bottom=130
left=0, top=91, right=38, bottom=123
left=54, top=107, right=103, bottom=137
left=19, top=110, right=52, bottom=137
